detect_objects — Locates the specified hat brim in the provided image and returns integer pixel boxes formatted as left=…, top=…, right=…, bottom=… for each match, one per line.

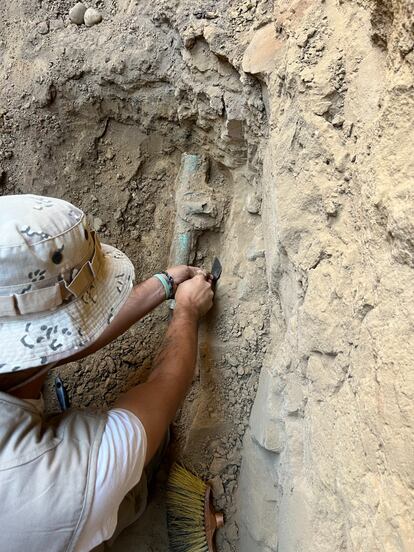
left=0, top=244, right=135, bottom=372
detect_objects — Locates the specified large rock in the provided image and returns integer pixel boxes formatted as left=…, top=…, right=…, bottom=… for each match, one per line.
left=242, top=24, right=283, bottom=76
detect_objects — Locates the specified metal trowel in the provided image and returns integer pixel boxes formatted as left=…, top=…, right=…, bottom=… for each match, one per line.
left=210, top=257, right=222, bottom=292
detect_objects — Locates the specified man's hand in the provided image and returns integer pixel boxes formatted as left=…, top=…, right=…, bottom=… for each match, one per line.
left=175, top=274, right=214, bottom=319
left=166, top=265, right=207, bottom=288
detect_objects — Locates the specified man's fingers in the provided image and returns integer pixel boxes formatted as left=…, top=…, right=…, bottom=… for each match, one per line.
left=193, top=272, right=210, bottom=284
left=193, top=274, right=214, bottom=296
left=188, top=266, right=208, bottom=279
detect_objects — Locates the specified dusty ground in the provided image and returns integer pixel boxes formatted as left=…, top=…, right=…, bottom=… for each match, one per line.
left=1, top=0, right=414, bottom=551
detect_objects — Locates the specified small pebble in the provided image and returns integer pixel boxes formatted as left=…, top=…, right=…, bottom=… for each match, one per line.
left=210, top=475, right=224, bottom=497
left=243, top=364, right=253, bottom=375
left=84, top=7, right=102, bottom=27
left=225, top=521, right=239, bottom=541
left=184, top=36, right=196, bottom=49
left=246, top=193, right=261, bottom=214
left=37, top=21, right=49, bottom=35
left=227, top=481, right=237, bottom=494
left=226, top=354, right=239, bottom=367
left=247, top=248, right=265, bottom=261
left=69, top=2, right=87, bottom=25
left=332, top=114, right=345, bottom=127
left=93, top=217, right=104, bottom=231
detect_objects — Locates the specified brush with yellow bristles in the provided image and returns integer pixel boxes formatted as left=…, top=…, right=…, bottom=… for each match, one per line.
left=166, top=463, right=224, bottom=552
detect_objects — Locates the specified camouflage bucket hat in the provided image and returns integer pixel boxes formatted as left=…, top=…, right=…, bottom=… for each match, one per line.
left=0, top=194, right=135, bottom=372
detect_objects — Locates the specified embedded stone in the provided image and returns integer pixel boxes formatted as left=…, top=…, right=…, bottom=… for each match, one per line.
left=69, top=3, right=87, bottom=25
left=37, top=21, right=49, bottom=35
left=84, top=7, right=102, bottom=27
left=242, top=23, right=282, bottom=75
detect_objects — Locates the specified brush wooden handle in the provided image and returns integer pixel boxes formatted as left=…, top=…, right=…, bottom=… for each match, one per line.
left=205, top=485, right=224, bottom=552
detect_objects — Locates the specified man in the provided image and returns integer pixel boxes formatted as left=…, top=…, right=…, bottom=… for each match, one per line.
left=0, top=194, right=214, bottom=552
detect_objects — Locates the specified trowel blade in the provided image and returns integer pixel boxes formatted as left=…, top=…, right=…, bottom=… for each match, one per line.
left=211, top=257, right=222, bottom=291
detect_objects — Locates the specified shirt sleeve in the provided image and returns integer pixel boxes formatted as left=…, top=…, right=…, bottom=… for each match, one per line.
left=74, top=408, right=147, bottom=552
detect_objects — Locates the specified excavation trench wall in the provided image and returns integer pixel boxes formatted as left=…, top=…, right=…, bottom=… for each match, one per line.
left=0, top=1, right=413, bottom=551
left=239, top=1, right=414, bottom=551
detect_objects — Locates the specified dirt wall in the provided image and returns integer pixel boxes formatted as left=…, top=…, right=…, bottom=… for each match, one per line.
left=239, top=1, right=414, bottom=550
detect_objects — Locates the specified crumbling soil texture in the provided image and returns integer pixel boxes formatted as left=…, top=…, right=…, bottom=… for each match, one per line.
left=1, top=0, right=413, bottom=551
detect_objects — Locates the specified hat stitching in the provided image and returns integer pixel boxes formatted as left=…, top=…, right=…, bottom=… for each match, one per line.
left=21, top=226, right=51, bottom=240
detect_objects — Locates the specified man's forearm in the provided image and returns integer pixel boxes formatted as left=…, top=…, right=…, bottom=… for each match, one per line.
left=147, top=306, right=199, bottom=413
left=102, top=277, right=166, bottom=338
left=114, top=304, right=199, bottom=462
left=56, top=277, right=166, bottom=365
